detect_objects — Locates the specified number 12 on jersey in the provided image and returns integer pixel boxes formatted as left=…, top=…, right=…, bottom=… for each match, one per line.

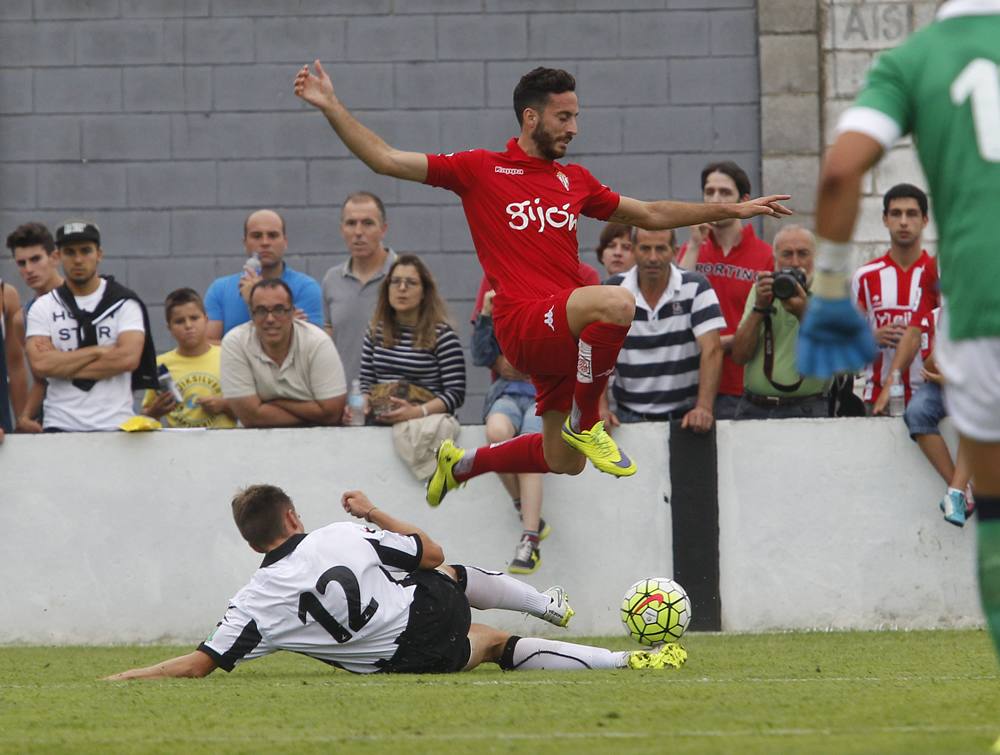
left=951, top=58, right=1000, bottom=162
left=298, top=565, right=379, bottom=643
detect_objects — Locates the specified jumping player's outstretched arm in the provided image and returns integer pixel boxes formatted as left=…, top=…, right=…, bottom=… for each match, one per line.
left=611, top=194, right=793, bottom=230
left=294, top=60, right=428, bottom=183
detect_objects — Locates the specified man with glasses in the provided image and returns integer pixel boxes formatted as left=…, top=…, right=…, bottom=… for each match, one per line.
left=221, top=279, right=346, bottom=428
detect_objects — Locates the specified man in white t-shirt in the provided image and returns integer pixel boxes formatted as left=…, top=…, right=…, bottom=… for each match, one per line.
left=105, top=485, right=686, bottom=679
left=25, top=221, right=148, bottom=432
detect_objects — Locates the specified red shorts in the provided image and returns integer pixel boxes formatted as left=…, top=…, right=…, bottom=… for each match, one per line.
left=493, top=289, right=579, bottom=415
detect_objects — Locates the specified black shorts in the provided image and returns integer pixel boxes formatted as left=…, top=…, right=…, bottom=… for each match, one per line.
left=379, top=569, right=471, bottom=674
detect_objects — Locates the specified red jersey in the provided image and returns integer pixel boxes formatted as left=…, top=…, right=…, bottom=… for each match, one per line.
left=852, top=250, right=940, bottom=404
left=425, top=138, right=620, bottom=301
left=919, top=306, right=940, bottom=362
left=691, top=224, right=773, bottom=397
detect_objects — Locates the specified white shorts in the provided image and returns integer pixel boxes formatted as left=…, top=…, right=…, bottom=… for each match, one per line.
left=936, top=305, right=1000, bottom=442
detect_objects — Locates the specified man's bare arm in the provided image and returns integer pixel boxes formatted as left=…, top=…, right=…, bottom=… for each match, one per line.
left=816, top=132, right=884, bottom=244
left=694, top=330, right=723, bottom=412
left=5, top=298, right=29, bottom=420
left=612, top=195, right=792, bottom=231
left=104, top=650, right=217, bottom=681
left=205, top=320, right=223, bottom=345
left=74, top=331, right=145, bottom=380
left=228, top=394, right=304, bottom=428
left=294, top=60, right=428, bottom=182
left=341, top=490, right=445, bottom=569
left=269, top=395, right=346, bottom=426
left=26, top=336, right=104, bottom=379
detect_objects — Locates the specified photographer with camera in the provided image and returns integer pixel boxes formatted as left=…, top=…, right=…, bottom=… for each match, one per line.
left=731, top=226, right=832, bottom=419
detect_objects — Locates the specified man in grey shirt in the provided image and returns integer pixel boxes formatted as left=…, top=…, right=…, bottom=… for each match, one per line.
left=322, top=191, right=397, bottom=384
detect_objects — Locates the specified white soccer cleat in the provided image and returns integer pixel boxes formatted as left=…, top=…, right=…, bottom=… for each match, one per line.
left=540, top=585, right=574, bottom=628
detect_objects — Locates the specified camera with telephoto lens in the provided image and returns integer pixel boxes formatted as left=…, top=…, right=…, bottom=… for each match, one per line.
left=771, top=267, right=808, bottom=300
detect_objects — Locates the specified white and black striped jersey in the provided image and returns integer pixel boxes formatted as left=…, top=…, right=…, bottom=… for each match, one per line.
left=607, top=264, right=725, bottom=415
left=198, top=523, right=424, bottom=674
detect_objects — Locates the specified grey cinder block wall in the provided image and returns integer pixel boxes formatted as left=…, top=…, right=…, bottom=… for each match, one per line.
left=0, top=0, right=761, bottom=421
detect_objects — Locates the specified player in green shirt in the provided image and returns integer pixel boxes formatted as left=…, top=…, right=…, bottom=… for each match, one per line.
left=798, top=0, right=1000, bottom=671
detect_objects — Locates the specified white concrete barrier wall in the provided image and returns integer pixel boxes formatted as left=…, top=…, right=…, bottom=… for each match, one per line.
left=717, top=418, right=981, bottom=631
left=0, top=425, right=673, bottom=644
left=0, top=418, right=981, bottom=645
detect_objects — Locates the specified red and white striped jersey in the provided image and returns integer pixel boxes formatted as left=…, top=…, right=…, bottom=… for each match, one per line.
left=919, top=306, right=941, bottom=362
left=852, top=249, right=939, bottom=404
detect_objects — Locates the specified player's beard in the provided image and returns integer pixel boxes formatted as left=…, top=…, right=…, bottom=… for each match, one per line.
left=531, top=121, right=569, bottom=161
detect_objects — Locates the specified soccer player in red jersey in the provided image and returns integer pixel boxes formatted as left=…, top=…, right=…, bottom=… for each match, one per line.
left=295, top=62, right=791, bottom=505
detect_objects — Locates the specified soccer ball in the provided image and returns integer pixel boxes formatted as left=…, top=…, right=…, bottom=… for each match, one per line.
left=620, top=577, right=691, bottom=645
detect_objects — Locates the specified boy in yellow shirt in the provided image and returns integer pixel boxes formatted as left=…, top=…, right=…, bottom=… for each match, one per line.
left=142, top=288, right=235, bottom=428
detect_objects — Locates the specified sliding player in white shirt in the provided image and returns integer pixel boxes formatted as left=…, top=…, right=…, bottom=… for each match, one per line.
left=106, top=485, right=685, bottom=679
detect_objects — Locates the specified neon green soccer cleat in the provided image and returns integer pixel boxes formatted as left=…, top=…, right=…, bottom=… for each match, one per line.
left=425, top=439, right=466, bottom=507
left=627, top=643, right=687, bottom=670
left=561, top=419, right=637, bottom=477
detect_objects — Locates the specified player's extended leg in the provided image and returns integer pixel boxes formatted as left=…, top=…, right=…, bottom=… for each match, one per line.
left=964, top=438, right=1000, bottom=657
left=462, top=625, right=686, bottom=672
left=560, top=285, right=637, bottom=476
left=442, top=564, right=573, bottom=627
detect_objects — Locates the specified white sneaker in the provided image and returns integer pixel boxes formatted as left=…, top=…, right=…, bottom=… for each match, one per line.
left=540, top=586, right=574, bottom=628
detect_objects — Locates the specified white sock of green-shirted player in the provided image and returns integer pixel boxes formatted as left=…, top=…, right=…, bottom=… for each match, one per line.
left=499, top=636, right=629, bottom=670
left=459, top=564, right=551, bottom=616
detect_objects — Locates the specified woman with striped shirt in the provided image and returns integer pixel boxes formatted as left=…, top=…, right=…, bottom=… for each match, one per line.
left=359, top=254, right=465, bottom=424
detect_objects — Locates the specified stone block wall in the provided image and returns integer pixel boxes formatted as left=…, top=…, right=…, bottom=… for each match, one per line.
left=0, top=1, right=762, bottom=421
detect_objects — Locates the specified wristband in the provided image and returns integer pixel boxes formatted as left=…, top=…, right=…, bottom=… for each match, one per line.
left=365, top=507, right=377, bottom=523
left=752, top=305, right=775, bottom=314
left=421, top=404, right=429, bottom=417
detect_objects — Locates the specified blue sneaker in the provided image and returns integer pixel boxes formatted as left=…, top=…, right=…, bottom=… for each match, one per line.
left=939, top=489, right=966, bottom=527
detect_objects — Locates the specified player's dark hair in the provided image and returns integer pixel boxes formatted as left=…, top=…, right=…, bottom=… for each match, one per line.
left=595, top=223, right=632, bottom=264
left=248, top=278, right=294, bottom=308
left=342, top=191, right=387, bottom=225
left=6, top=222, right=55, bottom=255
left=232, top=485, right=295, bottom=552
left=701, top=161, right=752, bottom=199
left=164, top=287, right=205, bottom=322
left=370, top=253, right=451, bottom=350
left=242, top=209, right=286, bottom=238
left=513, top=67, right=576, bottom=126
left=882, top=183, right=928, bottom=217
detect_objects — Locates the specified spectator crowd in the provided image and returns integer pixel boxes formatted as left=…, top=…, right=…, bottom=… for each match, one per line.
left=0, top=161, right=960, bottom=565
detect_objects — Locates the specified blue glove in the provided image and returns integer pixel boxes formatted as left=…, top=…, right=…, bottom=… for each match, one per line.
left=797, top=297, right=877, bottom=378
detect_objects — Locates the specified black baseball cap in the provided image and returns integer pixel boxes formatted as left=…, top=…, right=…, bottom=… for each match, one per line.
left=55, top=220, right=101, bottom=247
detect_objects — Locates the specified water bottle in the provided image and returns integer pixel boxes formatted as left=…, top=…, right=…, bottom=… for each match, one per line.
left=888, top=369, right=905, bottom=417
left=347, top=379, right=365, bottom=426
left=243, top=253, right=262, bottom=277
left=157, top=364, right=184, bottom=404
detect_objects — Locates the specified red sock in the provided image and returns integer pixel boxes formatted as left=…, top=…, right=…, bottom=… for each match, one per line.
left=573, top=322, right=629, bottom=430
left=456, top=433, right=550, bottom=482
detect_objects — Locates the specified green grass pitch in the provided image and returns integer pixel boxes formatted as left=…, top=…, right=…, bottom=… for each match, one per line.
left=1, top=630, right=997, bottom=754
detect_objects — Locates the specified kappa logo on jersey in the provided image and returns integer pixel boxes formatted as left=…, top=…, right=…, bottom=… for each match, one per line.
left=506, top=199, right=578, bottom=233
left=543, top=305, right=555, bottom=331
left=494, top=166, right=524, bottom=175
left=555, top=170, right=570, bottom=191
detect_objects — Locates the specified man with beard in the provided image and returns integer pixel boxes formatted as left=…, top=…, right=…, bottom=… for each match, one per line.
left=294, top=62, right=791, bottom=505
left=25, top=221, right=157, bottom=432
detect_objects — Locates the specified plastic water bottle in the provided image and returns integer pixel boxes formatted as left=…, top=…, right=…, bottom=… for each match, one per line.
left=888, top=369, right=905, bottom=417
left=347, top=379, right=365, bottom=426
left=157, top=364, right=183, bottom=404
left=243, top=253, right=262, bottom=277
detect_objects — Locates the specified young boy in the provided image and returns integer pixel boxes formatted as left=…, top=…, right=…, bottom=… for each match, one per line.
left=142, top=288, right=235, bottom=428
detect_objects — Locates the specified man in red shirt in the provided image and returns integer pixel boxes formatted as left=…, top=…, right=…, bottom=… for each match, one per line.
left=677, top=162, right=774, bottom=419
left=851, top=183, right=939, bottom=410
left=294, top=62, right=790, bottom=505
